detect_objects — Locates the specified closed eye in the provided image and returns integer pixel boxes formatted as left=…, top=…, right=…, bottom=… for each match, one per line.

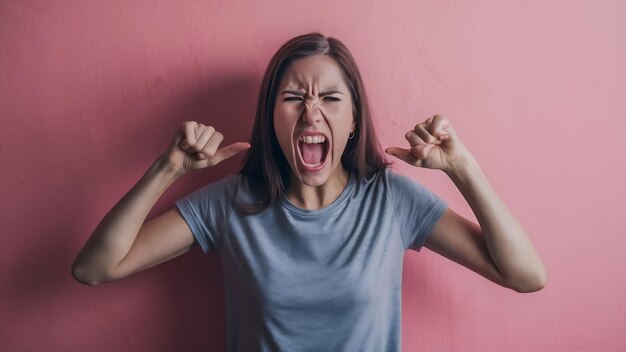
left=283, top=96, right=340, bottom=102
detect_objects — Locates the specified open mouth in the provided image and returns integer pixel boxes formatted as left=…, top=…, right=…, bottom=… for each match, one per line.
left=297, top=134, right=329, bottom=170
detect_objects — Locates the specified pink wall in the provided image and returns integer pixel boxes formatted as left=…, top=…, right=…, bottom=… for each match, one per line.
left=1, top=0, right=624, bottom=350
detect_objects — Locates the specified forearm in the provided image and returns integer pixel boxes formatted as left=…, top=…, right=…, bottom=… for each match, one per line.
left=72, top=155, right=182, bottom=284
left=445, top=154, right=547, bottom=291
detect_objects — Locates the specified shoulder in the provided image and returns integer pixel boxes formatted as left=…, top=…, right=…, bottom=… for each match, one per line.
left=179, top=173, right=240, bottom=205
left=354, top=166, right=411, bottom=190
left=375, top=167, right=439, bottom=202
left=353, top=167, right=418, bottom=200
left=234, top=173, right=264, bottom=204
left=368, top=166, right=419, bottom=189
left=197, top=173, right=239, bottom=193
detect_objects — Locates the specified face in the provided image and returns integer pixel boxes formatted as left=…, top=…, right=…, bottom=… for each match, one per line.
left=273, top=55, right=355, bottom=188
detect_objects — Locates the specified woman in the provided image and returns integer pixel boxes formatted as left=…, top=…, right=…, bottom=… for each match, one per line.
left=72, top=33, right=546, bottom=351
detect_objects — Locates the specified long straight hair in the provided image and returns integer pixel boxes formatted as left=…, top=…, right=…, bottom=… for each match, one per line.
left=237, top=32, right=390, bottom=215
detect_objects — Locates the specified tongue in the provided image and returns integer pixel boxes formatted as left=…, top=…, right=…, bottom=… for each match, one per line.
left=301, top=143, right=324, bottom=164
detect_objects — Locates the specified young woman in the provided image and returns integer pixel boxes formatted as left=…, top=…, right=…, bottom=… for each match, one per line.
left=72, top=33, right=546, bottom=351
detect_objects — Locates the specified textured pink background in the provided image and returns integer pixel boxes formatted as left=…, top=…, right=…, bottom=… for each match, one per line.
left=1, top=0, right=624, bottom=351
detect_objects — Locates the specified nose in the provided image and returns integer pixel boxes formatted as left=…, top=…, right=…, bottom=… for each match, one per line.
left=302, top=96, right=322, bottom=124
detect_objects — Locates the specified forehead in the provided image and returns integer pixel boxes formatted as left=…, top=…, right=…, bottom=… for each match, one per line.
left=279, top=55, right=348, bottom=90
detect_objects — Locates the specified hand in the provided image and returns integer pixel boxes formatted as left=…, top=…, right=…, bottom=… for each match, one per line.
left=161, top=121, right=250, bottom=175
left=385, top=114, right=470, bottom=173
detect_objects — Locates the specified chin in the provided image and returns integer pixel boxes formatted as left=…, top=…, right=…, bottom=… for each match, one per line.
left=296, top=170, right=332, bottom=187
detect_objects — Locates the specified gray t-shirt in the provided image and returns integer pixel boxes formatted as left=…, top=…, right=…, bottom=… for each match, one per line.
left=175, top=167, right=448, bottom=352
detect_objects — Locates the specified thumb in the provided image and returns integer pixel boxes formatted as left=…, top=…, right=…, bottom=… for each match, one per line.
left=208, top=142, right=251, bottom=166
left=385, top=147, right=417, bottom=164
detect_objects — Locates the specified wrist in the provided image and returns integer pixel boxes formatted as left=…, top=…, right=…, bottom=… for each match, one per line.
left=444, top=152, right=480, bottom=184
left=150, top=155, right=185, bottom=181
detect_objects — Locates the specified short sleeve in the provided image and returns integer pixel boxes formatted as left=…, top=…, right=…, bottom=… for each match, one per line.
left=174, top=174, right=238, bottom=253
left=386, top=168, right=449, bottom=251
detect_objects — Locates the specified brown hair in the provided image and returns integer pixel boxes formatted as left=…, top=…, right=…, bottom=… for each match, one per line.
left=237, top=32, right=390, bottom=214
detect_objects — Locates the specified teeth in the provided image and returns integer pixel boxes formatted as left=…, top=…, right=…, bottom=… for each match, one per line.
left=300, top=135, right=326, bottom=144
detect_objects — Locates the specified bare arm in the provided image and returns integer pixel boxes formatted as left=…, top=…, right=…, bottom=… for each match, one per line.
left=425, top=153, right=547, bottom=292
left=71, top=157, right=187, bottom=285
left=387, top=114, right=546, bottom=293
left=71, top=121, right=250, bottom=286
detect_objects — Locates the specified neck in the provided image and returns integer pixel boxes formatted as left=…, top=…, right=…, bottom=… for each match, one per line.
left=286, top=167, right=350, bottom=210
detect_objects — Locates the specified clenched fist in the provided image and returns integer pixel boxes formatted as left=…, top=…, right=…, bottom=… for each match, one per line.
left=385, top=114, right=470, bottom=173
left=162, top=121, right=250, bottom=175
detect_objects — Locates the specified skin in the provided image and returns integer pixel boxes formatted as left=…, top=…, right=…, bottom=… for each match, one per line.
left=71, top=122, right=251, bottom=285
left=386, top=115, right=547, bottom=292
left=73, top=54, right=546, bottom=294
left=273, top=55, right=355, bottom=210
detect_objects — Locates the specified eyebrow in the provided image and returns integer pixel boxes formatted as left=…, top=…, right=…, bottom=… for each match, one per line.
left=281, top=90, right=344, bottom=96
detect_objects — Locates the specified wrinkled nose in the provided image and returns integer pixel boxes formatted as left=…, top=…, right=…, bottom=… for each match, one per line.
left=305, top=96, right=321, bottom=110
left=302, top=96, right=322, bottom=124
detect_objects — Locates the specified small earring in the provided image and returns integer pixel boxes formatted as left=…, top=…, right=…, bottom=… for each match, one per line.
left=349, top=131, right=355, bottom=139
